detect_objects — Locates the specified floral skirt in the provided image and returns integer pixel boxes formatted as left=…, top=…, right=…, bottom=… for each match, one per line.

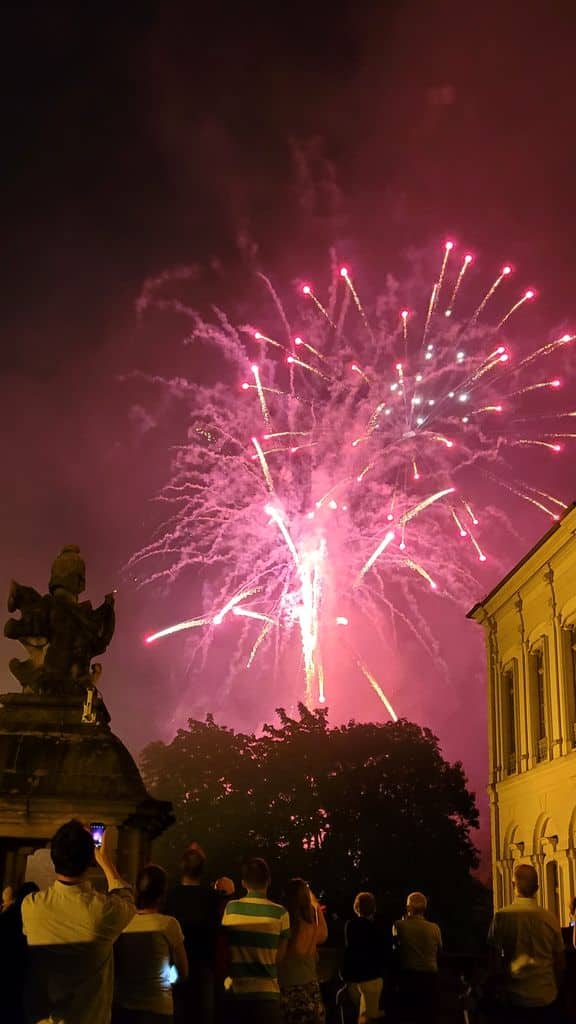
left=281, top=980, right=326, bottom=1024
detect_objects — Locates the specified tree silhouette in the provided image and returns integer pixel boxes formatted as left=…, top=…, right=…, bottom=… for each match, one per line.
left=141, top=705, right=484, bottom=946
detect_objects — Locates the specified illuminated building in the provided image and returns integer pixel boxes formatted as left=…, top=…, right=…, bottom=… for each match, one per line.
left=468, top=502, right=576, bottom=923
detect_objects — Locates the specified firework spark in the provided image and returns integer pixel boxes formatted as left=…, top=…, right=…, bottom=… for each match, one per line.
left=445, top=253, right=473, bottom=317
left=133, top=242, right=573, bottom=716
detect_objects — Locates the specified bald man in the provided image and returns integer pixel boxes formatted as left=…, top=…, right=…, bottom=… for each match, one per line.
left=488, top=863, right=565, bottom=1021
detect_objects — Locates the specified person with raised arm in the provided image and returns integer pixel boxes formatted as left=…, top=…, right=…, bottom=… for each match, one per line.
left=22, top=819, right=135, bottom=1024
left=279, top=878, right=328, bottom=1023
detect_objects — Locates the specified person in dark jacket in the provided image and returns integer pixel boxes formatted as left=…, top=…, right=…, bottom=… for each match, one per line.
left=0, top=882, right=39, bottom=1024
left=165, top=846, right=220, bottom=1024
left=344, top=892, right=387, bottom=1022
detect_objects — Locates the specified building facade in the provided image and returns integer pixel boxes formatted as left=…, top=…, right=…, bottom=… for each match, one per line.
left=468, top=503, right=576, bottom=924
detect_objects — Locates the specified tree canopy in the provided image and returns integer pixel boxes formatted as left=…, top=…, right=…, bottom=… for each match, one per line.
left=142, top=705, right=484, bottom=946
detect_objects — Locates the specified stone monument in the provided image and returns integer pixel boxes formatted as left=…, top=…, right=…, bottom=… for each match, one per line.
left=0, top=545, right=173, bottom=888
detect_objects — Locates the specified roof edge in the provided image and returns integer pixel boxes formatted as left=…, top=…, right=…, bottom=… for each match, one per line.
left=466, top=501, right=576, bottom=620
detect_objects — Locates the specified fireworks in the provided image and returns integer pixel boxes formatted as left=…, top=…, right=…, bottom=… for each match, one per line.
left=132, top=243, right=573, bottom=719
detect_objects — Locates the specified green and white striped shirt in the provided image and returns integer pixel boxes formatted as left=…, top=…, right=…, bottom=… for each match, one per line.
left=222, top=894, right=290, bottom=1000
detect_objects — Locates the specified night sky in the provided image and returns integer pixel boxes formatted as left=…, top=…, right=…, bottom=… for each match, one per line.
left=2, top=2, right=576, bottom=856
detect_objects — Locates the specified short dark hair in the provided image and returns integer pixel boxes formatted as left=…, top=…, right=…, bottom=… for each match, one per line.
left=242, top=857, right=270, bottom=891
left=51, top=820, right=94, bottom=877
left=136, top=864, right=167, bottom=909
left=180, top=849, right=205, bottom=881
left=514, top=863, right=538, bottom=898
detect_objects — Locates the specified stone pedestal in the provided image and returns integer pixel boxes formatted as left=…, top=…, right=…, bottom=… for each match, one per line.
left=0, top=692, right=173, bottom=888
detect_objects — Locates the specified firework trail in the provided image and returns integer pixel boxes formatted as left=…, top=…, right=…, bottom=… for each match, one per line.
left=130, top=242, right=573, bottom=719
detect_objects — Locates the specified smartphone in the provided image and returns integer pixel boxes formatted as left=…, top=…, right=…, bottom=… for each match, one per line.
left=89, top=823, right=106, bottom=849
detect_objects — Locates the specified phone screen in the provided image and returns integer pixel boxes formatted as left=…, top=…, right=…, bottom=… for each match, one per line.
left=90, top=823, right=106, bottom=848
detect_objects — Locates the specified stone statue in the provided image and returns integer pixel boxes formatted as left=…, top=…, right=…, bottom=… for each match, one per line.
left=4, top=545, right=115, bottom=696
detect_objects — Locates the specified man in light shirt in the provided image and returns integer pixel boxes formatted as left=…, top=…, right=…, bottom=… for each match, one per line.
left=488, top=863, right=565, bottom=1021
left=393, top=891, right=442, bottom=1022
left=22, top=819, right=135, bottom=1024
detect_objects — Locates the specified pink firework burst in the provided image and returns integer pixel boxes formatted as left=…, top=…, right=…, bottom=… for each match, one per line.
left=130, top=243, right=574, bottom=718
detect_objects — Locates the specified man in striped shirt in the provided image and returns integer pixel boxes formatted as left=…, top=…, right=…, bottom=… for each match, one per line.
left=222, top=857, right=290, bottom=1023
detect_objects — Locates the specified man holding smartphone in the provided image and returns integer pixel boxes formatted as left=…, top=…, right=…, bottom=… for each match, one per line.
left=22, top=818, right=135, bottom=1024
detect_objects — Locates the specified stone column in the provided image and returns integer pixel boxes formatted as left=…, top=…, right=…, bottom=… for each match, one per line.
left=553, top=847, right=571, bottom=925
left=565, top=849, right=576, bottom=923
left=558, top=610, right=576, bottom=755
left=1, top=847, right=17, bottom=888
left=117, top=824, right=146, bottom=884
left=539, top=836, right=560, bottom=917
left=494, top=861, right=505, bottom=910
left=505, top=843, right=526, bottom=904
left=531, top=851, right=546, bottom=905
left=543, top=566, right=564, bottom=758
left=487, top=617, right=502, bottom=782
left=502, top=858, right=514, bottom=905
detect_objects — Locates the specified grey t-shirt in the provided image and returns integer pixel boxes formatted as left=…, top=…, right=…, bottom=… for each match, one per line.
left=488, top=897, right=564, bottom=1007
left=393, top=915, right=442, bottom=972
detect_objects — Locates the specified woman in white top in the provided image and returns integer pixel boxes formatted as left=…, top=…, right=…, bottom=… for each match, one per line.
left=113, top=864, right=188, bottom=1024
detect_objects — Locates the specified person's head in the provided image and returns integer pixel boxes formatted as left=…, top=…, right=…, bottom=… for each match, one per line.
left=406, top=891, right=428, bottom=917
left=51, top=819, right=95, bottom=880
left=214, top=876, right=235, bottom=896
left=514, top=863, right=538, bottom=898
left=285, top=878, right=314, bottom=926
left=136, top=864, right=167, bottom=910
left=180, top=848, right=206, bottom=884
left=241, top=857, right=270, bottom=895
left=354, top=891, right=376, bottom=919
left=15, top=882, right=39, bottom=911
left=2, top=885, right=14, bottom=908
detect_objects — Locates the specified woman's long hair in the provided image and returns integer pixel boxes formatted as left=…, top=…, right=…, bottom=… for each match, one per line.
left=285, top=877, right=315, bottom=930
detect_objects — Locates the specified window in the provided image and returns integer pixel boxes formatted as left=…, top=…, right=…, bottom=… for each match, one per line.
left=502, top=666, right=517, bottom=775
left=535, top=649, right=547, bottom=740
left=530, top=642, right=549, bottom=762
left=568, top=626, right=576, bottom=746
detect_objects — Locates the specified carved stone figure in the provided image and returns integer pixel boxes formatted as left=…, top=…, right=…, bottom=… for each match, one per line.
left=4, top=545, right=115, bottom=696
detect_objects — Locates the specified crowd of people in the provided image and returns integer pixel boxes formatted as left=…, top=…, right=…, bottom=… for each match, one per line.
left=0, top=819, right=574, bottom=1023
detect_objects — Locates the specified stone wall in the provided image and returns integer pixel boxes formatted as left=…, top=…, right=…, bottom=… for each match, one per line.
left=0, top=692, right=172, bottom=888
